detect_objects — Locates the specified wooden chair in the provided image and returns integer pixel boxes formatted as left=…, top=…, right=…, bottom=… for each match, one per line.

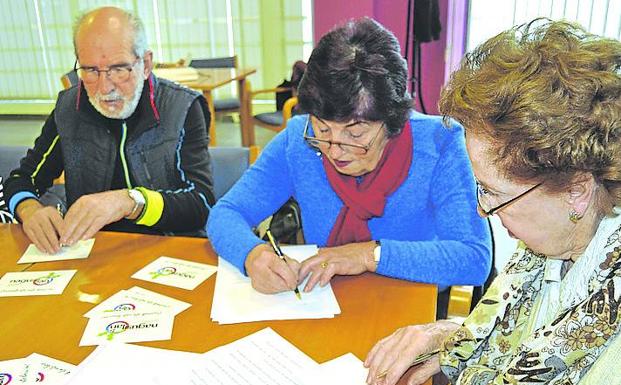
left=189, top=56, right=242, bottom=116
left=242, top=80, right=298, bottom=146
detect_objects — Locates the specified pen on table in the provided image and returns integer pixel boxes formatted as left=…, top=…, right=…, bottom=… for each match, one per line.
left=265, top=228, right=302, bottom=300
left=376, top=349, right=440, bottom=379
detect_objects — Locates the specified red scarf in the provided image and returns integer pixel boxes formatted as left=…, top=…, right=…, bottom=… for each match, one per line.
left=324, top=121, right=413, bottom=246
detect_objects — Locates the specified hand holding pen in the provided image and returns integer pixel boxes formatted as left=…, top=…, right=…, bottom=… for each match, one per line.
left=265, top=229, right=302, bottom=300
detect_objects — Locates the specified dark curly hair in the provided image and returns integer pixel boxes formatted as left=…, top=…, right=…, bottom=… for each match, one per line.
left=298, top=17, right=412, bottom=137
left=439, top=19, right=621, bottom=213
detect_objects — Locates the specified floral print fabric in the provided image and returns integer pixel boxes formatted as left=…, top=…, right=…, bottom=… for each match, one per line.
left=440, top=222, right=621, bottom=384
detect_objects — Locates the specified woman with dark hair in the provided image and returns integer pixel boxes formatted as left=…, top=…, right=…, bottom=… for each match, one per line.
left=365, top=19, right=621, bottom=385
left=207, top=17, right=491, bottom=294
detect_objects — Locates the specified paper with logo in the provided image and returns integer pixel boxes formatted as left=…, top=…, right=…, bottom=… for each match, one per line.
left=131, top=256, right=217, bottom=290
left=304, top=353, right=367, bottom=385
left=177, top=327, right=319, bottom=385
left=17, top=239, right=95, bottom=264
left=66, top=343, right=200, bottom=385
left=84, top=286, right=190, bottom=318
left=0, top=358, right=27, bottom=385
left=211, top=245, right=341, bottom=324
left=0, top=270, right=77, bottom=297
left=24, top=353, right=76, bottom=384
left=79, top=310, right=174, bottom=346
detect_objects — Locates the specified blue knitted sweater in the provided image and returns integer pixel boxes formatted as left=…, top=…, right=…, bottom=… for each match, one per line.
left=207, top=111, right=492, bottom=286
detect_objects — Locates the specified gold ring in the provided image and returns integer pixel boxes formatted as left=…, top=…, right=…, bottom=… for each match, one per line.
left=320, top=261, right=329, bottom=269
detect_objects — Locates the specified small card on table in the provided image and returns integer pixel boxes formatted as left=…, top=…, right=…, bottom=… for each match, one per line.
left=0, top=270, right=77, bottom=297
left=131, top=256, right=216, bottom=290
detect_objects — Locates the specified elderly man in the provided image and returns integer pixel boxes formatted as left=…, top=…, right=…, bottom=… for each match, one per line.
left=4, top=7, right=214, bottom=253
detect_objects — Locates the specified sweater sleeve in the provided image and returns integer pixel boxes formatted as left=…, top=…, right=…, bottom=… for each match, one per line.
left=137, top=98, right=215, bottom=232
left=4, top=111, right=64, bottom=218
left=377, top=125, right=492, bottom=286
left=207, top=129, right=294, bottom=274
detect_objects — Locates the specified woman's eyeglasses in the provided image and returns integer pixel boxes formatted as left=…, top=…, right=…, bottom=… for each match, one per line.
left=476, top=181, right=542, bottom=217
left=302, top=115, right=383, bottom=155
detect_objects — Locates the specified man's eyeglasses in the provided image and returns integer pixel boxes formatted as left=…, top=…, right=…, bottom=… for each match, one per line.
left=302, top=115, right=384, bottom=155
left=74, top=57, right=141, bottom=84
left=476, top=180, right=542, bottom=217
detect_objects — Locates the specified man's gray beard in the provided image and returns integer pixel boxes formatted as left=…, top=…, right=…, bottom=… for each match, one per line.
left=89, top=62, right=145, bottom=120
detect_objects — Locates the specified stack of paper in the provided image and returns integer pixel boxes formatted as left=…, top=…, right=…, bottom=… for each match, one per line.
left=63, top=328, right=368, bottom=385
left=79, top=286, right=191, bottom=346
left=164, top=328, right=368, bottom=385
left=211, top=245, right=341, bottom=324
left=65, top=343, right=201, bottom=385
left=0, top=353, right=75, bottom=385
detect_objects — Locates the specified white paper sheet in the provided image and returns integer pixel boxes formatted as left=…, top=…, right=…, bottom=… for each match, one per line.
left=24, top=353, right=75, bottom=385
left=0, top=354, right=75, bottom=385
left=17, top=239, right=95, bottom=264
left=211, top=245, right=341, bottom=324
left=0, top=270, right=77, bottom=297
left=66, top=343, right=201, bottom=385
left=79, top=310, right=174, bottom=346
left=0, top=358, right=28, bottom=384
left=305, top=353, right=368, bottom=385
left=180, top=328, right=319, bottom=385
left=83, top=286, right=190, bottom=318
left=131, top=256, right=217, bottom=290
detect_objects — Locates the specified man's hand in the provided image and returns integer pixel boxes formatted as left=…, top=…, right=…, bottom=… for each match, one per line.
left=298, top=241, right=376, bottom=292
left=60, top=189, right=134, bottom=245
left=17, top=199, right=65, bottom=254
left=245, top=243, right=301, bottom=294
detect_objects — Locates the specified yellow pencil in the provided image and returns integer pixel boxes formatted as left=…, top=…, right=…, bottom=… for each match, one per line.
left=266, top=229, right=302, bottom=300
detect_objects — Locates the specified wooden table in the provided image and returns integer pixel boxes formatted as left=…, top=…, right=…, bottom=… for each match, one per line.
left=153, top=67, right=257, bottom=147
left=0, top=224, right=436, bottom=383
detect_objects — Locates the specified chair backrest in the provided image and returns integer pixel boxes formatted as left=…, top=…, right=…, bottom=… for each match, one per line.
left=60, top=70, right=79, bottom=90
left=189, top=56, right=238, bottom=69
left=209, top=146, right=250, bottom=200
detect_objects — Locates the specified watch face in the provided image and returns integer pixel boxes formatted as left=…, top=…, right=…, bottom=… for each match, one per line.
left=129, top=189, right=145, bottom=204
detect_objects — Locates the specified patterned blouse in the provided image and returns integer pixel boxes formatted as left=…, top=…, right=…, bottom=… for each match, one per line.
left=439, top=213, right=621, bottom=384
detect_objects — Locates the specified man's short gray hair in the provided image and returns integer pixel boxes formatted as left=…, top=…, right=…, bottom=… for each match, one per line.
left=73, top=7, right=148, bottom=59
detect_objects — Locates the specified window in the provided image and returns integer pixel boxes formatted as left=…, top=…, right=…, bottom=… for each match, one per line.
left=468, top=0, right=621, bottom=51
left=0, top=0, right=313, bottom=102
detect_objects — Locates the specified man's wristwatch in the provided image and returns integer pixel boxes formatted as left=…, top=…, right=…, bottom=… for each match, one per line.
left=373, top=240, right=381, bottom=264
left=125, top=189, right=145, bottom=220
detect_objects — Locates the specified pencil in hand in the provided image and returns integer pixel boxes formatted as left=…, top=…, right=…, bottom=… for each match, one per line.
left=265, top=229, right=302, bottom=300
